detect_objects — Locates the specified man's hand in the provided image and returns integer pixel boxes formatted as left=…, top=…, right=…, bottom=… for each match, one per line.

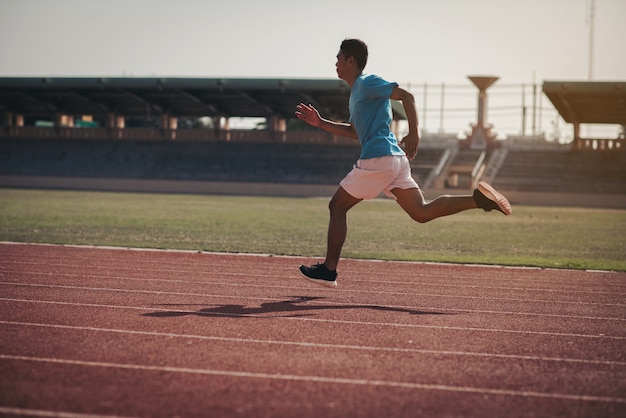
left=400, top=132, right=419, bottom=160
left=295, top=103, right=321, bottom=127
left=295, top=102, right=359, bottom=139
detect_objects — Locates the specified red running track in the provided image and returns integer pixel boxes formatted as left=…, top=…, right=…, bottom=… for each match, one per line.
left=1, top=242, right=625, bottom=418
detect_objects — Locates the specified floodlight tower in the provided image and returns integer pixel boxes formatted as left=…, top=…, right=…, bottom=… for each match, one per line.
left=462, top=75, right=500, bottom=149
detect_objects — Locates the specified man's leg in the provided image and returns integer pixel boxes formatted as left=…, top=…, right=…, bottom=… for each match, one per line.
left=324, top=186, right=362, bottom=270
left=299, top=186, right=361, bottom=287
left=391, top=182, right=511, bottom=223
left=391, top=187, right=477, bottom=223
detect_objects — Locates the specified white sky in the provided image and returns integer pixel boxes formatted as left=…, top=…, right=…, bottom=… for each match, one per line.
left=1, top=0, right=625, bottom=137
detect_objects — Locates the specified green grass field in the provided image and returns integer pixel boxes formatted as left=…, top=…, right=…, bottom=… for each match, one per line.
left=1, top=188, right=625, bottom=271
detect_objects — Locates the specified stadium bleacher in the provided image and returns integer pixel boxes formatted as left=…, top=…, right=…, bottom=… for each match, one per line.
left=0, top=138, right=357, bottom=184
left=2, top=137, right=624, bottom=197
left=492, top=148, right=626, bottom=194
left=409, top=148, right=446, bottom=184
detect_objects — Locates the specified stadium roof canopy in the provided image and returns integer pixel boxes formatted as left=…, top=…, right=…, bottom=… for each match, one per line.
left=0, top=77, right=407, bottom=122
left=543, top=81, right=626, bottom=126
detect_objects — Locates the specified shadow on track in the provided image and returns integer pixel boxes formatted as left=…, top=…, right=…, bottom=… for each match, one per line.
left=143, top=296, right=451, bottom=318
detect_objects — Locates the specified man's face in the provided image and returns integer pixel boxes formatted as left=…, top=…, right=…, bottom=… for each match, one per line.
left=335, top=51, right=350, bottom=80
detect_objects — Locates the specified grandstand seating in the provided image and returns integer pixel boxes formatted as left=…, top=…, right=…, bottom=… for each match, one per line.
left=492, top=149, right=626, bottom=194
left=409, top=148, right=445, bottom=184
left=0, top=139, right=354, bottom=184
left=0, top=138, right=442, bottom=186
left=1, top=138, right=624, bottom=195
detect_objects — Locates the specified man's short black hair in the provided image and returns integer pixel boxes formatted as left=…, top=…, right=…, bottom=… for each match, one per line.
left=340, top=38, right=368, bottom=71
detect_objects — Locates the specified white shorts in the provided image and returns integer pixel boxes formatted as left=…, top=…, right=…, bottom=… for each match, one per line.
left=339, top=155, right=419, bottom=200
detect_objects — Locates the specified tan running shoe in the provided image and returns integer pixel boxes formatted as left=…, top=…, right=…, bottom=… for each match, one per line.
left=474, top=182, right=512, bottom=215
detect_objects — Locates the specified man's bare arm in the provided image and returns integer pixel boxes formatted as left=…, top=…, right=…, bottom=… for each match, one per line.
left=390, top=86, right=419, bottom=160
left=295, top=103, right=358, bottom=139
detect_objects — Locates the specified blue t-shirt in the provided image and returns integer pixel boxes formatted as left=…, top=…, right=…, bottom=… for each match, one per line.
left=349, top=74, right=405, bottom=160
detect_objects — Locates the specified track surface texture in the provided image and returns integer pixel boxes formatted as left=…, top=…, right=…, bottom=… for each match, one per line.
left=1, top=242, right=625, bottom=418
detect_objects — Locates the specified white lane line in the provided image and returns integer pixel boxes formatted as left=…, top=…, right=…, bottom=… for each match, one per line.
left=0, top=407, right=138, bottom=418
left=2, top=320, right=624, bottom=367
left=2, top=241, right=623, bottom=282
left=2, top=282, right=624, bottom=323
left=1, top=298, right=625, bottom=340
left=2, top=267, right=624, bottom=303
left=1, top=354, right=624, bottom=404
left=3, top=260, right=625, bottom=294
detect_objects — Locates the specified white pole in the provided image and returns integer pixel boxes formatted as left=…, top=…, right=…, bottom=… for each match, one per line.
left=588, top=0, right=595, bottom=80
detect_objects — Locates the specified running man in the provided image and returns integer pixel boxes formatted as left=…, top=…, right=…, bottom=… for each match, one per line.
left=295, top=38, right=511, bottom=288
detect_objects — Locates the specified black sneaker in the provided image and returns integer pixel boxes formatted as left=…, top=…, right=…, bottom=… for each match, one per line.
left=299, top=263, right=338, bottom=288
left=474, top=182, right=512, bottom=215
